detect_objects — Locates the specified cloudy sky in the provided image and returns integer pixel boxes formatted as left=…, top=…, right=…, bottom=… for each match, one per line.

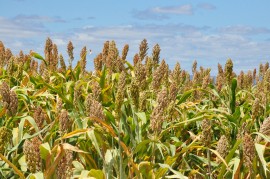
left=1, top=0, right=270, bottom=74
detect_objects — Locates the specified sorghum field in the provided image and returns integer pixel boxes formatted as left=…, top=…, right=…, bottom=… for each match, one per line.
left=0, top=38, right=270, bottom=179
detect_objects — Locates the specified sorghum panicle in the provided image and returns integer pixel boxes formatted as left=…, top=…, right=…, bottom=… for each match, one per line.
left=216, top=135, right=229, bottom=163
left=57, top=150, right=73, bottom=179
left=0, top=126, right=11, bottom=154
left=34, top=107, right=45, bottom=130
left=139, top=39, right=148, bottom=61
left=59, top=110, right=71, bottom=134
left=224, top=59, right=234, bottom=85
left=59, top=54, right=66, bottom=73
left=152, top=44, right=161, bottom=66
left=80, top=46, right=87, bottom=73
left=0, top=41, right=5, bottom=67
left=94, top=53, right=103, bottom=72
left=121, top=44, right=129, bottom=61
left=145, top=57, right=153, bottom=77
left=130, top=79, right=139, bottom=109
left=92, top=81, right=101, bottom=101
left=23, top=137, right=42, bottom=173
left=242, top=133, right=255, bottom=171
left=133, top=53, right=140, bottom=66
left=201, top=119, right=212, bottom=147
left=8, top=90, right=18, bottom=116
left=115, top=71, right=126, bottom=112
left=102, top=41, right=110, bottom=63
left=5, top=48, right=13, bottom=62
left=52, top=44, right=58, bottom=71
left=256, top=117, right=270, bottom=142
left=45, top=38, right=53, bottom=67
left=67, top=41, right=74, bottom=67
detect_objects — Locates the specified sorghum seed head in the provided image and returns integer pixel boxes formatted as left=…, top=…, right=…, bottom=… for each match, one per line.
left=216, top=135, right=229, bottom=163
left=256, top=117, right=270, bottom=142
left=67, top=41, right=74, bottom=61
left=238, top=71, right=245, bottom=89
left=145, top=56, right=153, bottom=77
left=59, top=54, right=66, bottom=72
left=192, top=60, right=197, bottom=74
left=23, top=137, right=42, bottom=173
left=0, top=81, right=10, bottom=105
left=0, top=126, right=11, bottom=154
left=133, top=53, right=140, bottom=66
left=92, top=81, right=101, bottom=101
left=80, top=46, right=87, bottom=72
left=242, top=133, right=255, bottom=170
left=94, top=53, right=103, bottom=72
left=102, top=41, right=110, bottom=62
left=8, top=90, right=18, bottom=116
left=152, top=44, right=161, bottom=66
left=34, top=107, right=45, bottom=130
left=59, top=110, right=71, bottom=134
left=225, top=59, right=234, bottom=85
left=5, top=48, right=12, bottom=62
left=201, top=119, right=212, bottom=147
left=57, top=150, right=73, bottom=179
left=121, top=44, right=129, bottom=61
left=130, top=79, right=139, bottom=109
left=139, top=39, right=148, bottom=61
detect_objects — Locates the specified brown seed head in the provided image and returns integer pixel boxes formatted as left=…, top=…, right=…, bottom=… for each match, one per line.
left=59, top=54, right=66, bottom=72
left=102, top=41, right=110, bottom=62
left=67, top=41, right=74, bottom=66
left=130, top=79, right=139, bottom=109
left=0, top=126, right=11, bottom=154
left=51, top=44, right=58, bottom=71
left=216, top=135, right=229, bottom=163
left=256, top=117, right=270, bottom=142
left=23, top=137, right=42, bottom=173
left=133, top=53, right=140, bottom=66
left=0, top=41, right=5, bottom=67
left=34, top=107, right=45, bottom=130
left=225, top=59, right=233, bottom=85
left=94, top=53, right=103, bottom=72
left=139, top=39, right=148, bottom=61
left=8, top=90, right=18, bottom=116
left=152, top=44, right=161, bottom=66
left=80, top=46, right=87, bottom=72
left=192, top=60, right=197, bottom=74
left=238, top=71, right=245, bottom=89
left=0, top=82, right=10, bottom=105
left=57, top=150, right=73, bottom=179
left=121, top=44, right=129, bottom=61
left=5, top=48, right=12, bottom=63
left=242, top=133, right=255, bottom=170
left=59, top=110, right=71, bottom=133
left=201, top=119, right=212, bottom=147
left=171, top=62, right=181, bottom=84
left=92, top=81, right=101, bottom=101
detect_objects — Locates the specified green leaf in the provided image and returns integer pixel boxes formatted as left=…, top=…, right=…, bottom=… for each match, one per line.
left=230, top=78, right=237, bottom=114
left=88, top=169, right=105, bottom=179
left=135, top=112, right=147, bottom=125
left=177, top=89, right=194, bottom=105
left=40, top=143, right=51, bottom=160
left=218, top=139, right=241, bottom=179
left=134, top=139, right=151, bottom=153
left=28, top=172, right=44, bottom=179
left=158, top=163, right=188, bottom=179
left=255, top=143, right=269, bottom=176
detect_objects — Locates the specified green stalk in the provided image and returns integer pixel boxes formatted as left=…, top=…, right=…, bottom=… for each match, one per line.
left=207, top=148, right=212, bottom=179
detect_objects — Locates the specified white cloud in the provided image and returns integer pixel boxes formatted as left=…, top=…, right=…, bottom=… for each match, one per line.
left=152, top=5, right=193, bottom=15
left=1, top=16, right=270, bottom=74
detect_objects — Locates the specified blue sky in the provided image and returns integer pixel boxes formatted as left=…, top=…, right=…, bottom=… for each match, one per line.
left=1, top=0, right=270, bottom=74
